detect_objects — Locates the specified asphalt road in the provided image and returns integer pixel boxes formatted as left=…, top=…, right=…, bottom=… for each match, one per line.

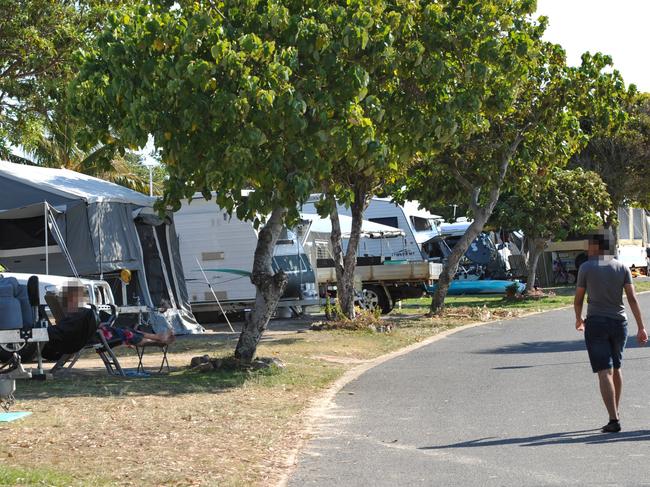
left=289, top=293, right=650, bottom=487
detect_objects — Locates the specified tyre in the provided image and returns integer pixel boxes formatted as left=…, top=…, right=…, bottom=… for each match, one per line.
left=0, top=342, right=38, bottom=363
left=362, top=286, right=393, bottom=315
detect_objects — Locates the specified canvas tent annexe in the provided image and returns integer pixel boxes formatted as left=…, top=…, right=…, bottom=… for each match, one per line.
left=0, top=161, right=202, bottom=334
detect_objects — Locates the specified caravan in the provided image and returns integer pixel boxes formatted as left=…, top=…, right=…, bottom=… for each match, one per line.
left=174, top=195, right=318, bottom=321
left=297, top=207, right=443, bottom=313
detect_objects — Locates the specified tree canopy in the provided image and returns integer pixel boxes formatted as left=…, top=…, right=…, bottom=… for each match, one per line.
left=571, top=92, right=650, bottom=209
left=403, top=44, right=629, bottom=312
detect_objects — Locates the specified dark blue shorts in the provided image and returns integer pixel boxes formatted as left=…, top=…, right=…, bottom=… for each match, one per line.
left=584, top=316, right=628, bottom=373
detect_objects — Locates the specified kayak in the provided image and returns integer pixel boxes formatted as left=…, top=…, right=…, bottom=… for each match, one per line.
left=425, top=279, right=526, bottom=296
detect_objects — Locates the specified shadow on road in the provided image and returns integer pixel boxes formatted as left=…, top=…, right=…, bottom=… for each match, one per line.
left=419, top=429, right=650, bottom=449
left=477, top=339, right=586, bottom=355
left=479, top=337, right=648, bottom=356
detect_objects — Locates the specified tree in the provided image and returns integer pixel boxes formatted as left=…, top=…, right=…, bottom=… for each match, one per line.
left=310, top=0, right=551, bottom=318
left=405, top=46, right=628, bottom=314
left=491, top=168, right=611, bottom=292
left=70, top=0, right=551, bottom=352
left=9, top=108, right=155, bottom=193
left=70, top=1, right=334, bottom=364
left=0, top=0, right=127, bottom=156
left=570, top=92, right=650, bottom=210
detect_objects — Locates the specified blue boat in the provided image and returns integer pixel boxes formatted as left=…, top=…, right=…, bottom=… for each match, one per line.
left=425, top=279, right=526, bottom=296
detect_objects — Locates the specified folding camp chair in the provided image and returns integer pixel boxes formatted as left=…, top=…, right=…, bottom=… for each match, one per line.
left=46, top=294, right=125, bottom=377
left=132, top=309, right=171, bottom=374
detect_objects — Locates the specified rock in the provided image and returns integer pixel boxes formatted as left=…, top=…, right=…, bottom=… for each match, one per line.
left=251, top=360, right=270, bottom=370
left=251, top=357, right=286, bottom=370
left=190, top=354, right=210, bottom=368
left=209, top=358, right=223, bottom=369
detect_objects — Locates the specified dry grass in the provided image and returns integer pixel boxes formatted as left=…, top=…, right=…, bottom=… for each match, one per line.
left=0, top=286, right=617, bottom=486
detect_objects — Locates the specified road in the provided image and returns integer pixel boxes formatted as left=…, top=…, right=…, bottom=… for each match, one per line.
left=289, top=293, right=650, bottom=486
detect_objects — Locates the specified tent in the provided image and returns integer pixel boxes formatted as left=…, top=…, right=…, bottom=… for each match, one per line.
left=0, top=161, right=203, bottom=334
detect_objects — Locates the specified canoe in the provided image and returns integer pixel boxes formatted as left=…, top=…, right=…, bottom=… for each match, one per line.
left=425, top=279, right=526, bottom=296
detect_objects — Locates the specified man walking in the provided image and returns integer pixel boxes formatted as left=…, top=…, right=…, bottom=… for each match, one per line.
left=574, top=232, right=647, bottom=433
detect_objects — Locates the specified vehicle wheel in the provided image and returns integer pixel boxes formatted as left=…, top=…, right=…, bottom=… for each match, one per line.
left=362, top=286, right=392, bottom=315
left=0, top=342, right=38, bottom=363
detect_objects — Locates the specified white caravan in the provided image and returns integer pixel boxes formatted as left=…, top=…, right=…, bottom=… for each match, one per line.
left=300, top=196, right=443, bottom=261
left=174, top=196, right=318, bottom=321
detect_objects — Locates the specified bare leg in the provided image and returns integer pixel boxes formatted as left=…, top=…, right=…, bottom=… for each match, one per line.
left=613, top=368, right=623, bottom=410
left=140, top=329, right=176, bottom=346
left=597, top=369, right=618, bottom=420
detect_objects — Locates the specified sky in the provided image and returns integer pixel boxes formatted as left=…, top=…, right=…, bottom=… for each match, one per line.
left=536, top=0, right=650, bottom=92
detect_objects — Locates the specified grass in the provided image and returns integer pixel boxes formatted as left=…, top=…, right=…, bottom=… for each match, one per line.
left=1, top=282, right=647, bottom=486
left=0, top=466, right=78, bottom=487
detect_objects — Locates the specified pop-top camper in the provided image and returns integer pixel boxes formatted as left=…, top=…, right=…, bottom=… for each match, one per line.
left=0, top=161, right=202, bottom=334
left=174, top=195, right=318, bottom=321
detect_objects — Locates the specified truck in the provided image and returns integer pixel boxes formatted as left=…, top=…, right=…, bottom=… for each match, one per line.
left=297, top=209, right=443, bottom=314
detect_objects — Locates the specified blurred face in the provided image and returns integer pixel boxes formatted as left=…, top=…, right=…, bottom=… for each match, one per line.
left=588, top=241, right=601, bottom=257
left=63, top=283, right=87, bottom=311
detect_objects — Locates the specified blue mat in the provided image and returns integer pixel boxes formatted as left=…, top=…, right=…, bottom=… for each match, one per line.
left=0, top=412, right=32, bottom=422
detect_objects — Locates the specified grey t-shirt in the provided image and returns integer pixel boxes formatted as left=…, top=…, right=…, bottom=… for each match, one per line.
left=576, top=256, right=632, bottom=320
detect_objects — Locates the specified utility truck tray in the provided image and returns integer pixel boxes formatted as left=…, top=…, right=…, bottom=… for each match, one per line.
left=317, top=260, right=443, bottom=284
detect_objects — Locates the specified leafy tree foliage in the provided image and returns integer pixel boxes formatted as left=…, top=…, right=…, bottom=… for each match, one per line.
left=9, top=107, right=155, bottom=193
left=309, top=0, right=550, bottom=318
left=405, top=44, right=629, bottom=313
left=0, top=0, right=125, bottom=156
left=492, top=168, right=611, bottom=291
left=571, top=92, right=650, bottom=209
left=70, top=1, right=345, bottom=362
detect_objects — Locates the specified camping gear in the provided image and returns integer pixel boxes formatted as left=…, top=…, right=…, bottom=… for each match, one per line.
left=0, top=161, right=202, bottom=334
left=0, top=411, right=32, bottom=422
left=0, top=275, right=49, bottom=411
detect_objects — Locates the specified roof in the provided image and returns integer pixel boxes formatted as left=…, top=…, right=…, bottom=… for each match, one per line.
left=0, top=160, right=155, bottom=207
left=400, top=200, right=442, bottom=220
left=300, top=213, right=405, bottom=239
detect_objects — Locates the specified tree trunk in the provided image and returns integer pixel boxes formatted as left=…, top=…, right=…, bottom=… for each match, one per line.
left=329, top=189, right=369, bottom=319
left=234, top=207, right=288, bottom=365
left=429, top=210, right=489, bottom=314
left=525, top=237, right=547, bottom=293
left=433, top=135, right=522, bottom=314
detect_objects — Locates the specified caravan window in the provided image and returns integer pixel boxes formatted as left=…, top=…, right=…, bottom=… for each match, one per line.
left=272, top=254, right=313, bottom=273
left=411, top=216, right=433, bottom=232
left=369, top=217, right=399, bottom=229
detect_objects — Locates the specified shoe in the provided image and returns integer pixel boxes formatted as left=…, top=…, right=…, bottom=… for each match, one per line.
left=601, top=420, right=621, bottom=433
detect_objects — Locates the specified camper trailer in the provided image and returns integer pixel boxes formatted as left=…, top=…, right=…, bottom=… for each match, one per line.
left=0, top=161, right=202, bottom=334
left=174, top=196, right=318, bottom=321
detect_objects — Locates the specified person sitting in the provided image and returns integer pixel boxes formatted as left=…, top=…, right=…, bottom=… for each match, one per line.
left=42, top=280, right=174, bottom=360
